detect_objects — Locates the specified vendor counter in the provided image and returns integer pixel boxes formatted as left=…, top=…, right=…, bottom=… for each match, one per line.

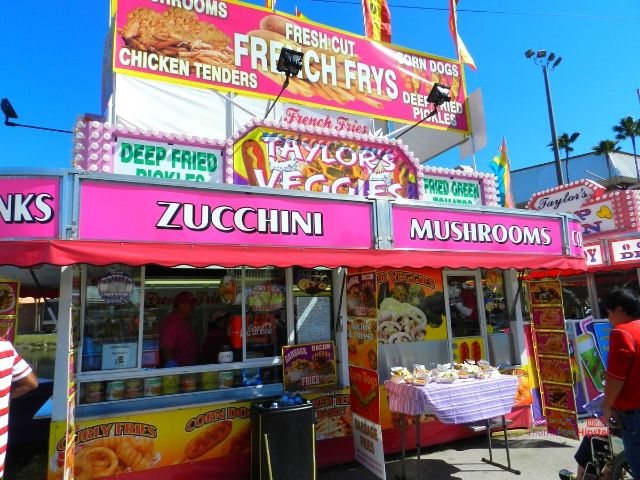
left=50, top=380, right=530, bottom=480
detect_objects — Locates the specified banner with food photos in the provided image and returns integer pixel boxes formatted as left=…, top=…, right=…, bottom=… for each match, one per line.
left=50, top=390, right=355, bottom=479
left=113, top=0, right=469, bottom=133
left=0, top=281, right=20, bottom=343
left=528, top=279, right=579, bottom=440
left=346, top=271, right=378, bottom=370
left=310, top=389, right=353, bottom=440
left=376, top=268, right=447, bottom=342
left=49, top=401, right=254, bottom=480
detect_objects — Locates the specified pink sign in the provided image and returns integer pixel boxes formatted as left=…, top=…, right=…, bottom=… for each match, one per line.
left=113, top=0, right=468, bottom=133
left=78, top=180, right=373, bottom=248
left=232, top=123, right=419, bottom=199
left=567, top=219, right=584, bottom=257
left=392, top=205, right=564, bottom=254
left=0, top=177, right=60, bottom=239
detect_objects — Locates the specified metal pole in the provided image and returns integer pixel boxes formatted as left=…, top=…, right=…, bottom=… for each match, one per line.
left=542, top=65, right=565, bottom=186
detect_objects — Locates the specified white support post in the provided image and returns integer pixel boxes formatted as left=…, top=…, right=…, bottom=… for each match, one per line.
left=51, top=266, right=74, bottom=422
left=504, top=269, right=527, bottom=366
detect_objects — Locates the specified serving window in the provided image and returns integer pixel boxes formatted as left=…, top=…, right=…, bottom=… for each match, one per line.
left=481, top=269, right=508, bottom=334
left=75, top=264, right=335, bottom=406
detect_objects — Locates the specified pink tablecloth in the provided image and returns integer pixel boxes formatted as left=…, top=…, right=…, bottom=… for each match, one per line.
left=384, top=375, right=518, bottom=424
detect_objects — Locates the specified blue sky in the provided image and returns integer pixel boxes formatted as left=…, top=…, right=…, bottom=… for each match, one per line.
left=1, top=0, right=639, bottom=175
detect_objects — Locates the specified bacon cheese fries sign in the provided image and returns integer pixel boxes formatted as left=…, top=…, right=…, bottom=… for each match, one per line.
left=282, top=341, right=337, bottom=390
left=528, top=279, right=579, bottom=440
left=232, top=124, right=419, bottom=198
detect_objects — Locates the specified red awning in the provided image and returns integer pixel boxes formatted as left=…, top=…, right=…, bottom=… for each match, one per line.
left=0, top=240, right=587, bottom=273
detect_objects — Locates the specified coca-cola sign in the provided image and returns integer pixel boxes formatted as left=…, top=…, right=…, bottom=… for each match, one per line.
left=247, top=312, right=276, bottom=346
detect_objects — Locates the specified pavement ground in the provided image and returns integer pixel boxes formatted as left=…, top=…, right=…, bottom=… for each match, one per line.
left=318, top=428, right=581, bottom=480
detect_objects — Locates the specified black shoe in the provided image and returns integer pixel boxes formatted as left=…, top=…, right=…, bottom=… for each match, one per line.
left=558, top=468, right=575, bottom=480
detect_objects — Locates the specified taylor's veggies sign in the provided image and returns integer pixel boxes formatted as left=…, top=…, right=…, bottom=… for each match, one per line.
left=232, top=125, right=419, bottom=198
left=113, top=0, right=469, bottom=132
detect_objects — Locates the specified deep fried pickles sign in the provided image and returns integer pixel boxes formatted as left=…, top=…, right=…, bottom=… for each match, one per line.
left=113, top=0, right=468, bottom=132
left=232, top=125, right=419, bottom=198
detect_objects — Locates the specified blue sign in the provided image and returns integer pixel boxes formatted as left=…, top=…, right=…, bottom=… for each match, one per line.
left=592, top=322, right=611, bottom=367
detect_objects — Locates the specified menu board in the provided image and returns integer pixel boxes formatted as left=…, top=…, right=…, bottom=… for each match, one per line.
left=346, top=271, right=378, bottom=371
left=537, top=356, right=572, bottom=384
left=531, top=306, right=565, bottom=330
left=349, top=365, right=380, bottom=423
left=349, top=367, right=385, bottom=479
left=528, top=280, right=579, bottom=440
left=346, top=272, right=377, bottom=318
left=282, top=342, right=337, bottom=390
left=296, top=297, right=332, bottom=344
left=347, top=316, right=378, bottom=370
left=533, top=330, right=569, bottom=356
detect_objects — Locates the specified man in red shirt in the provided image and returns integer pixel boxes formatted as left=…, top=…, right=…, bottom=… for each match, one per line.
left=603, top=288, right=640, bottom=479
left=159, top=291, right=199, bottom=367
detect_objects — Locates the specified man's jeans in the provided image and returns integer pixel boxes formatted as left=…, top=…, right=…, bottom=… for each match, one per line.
left=619, top=409, right=640, bottom=479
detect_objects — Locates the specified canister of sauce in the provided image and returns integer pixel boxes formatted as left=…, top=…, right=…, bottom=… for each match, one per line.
left=125, top=378, right=144, bottom=399
left=83, top=381, right=105, bottom=404
left=144, top=377, right=162, bottom=397
left=105, top=380, right=125, bottom=401
left=201, top=371, right=218, bottom=390
left=162, top=374, right=179, bottom=395
left=180, top=374, right=197, bottom=393
left=218, top=371, right=234, bottom=389
left=217, top=345, right=234, bottom=363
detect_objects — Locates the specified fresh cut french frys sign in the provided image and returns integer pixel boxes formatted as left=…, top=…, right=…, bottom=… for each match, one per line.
left=423, top=174, right=482, bottom=205
left=112, top=0, right=469, bottom=133
left=115, top=138, right=223, bottom=183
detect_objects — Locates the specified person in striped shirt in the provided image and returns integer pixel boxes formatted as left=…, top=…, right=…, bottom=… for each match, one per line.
left=0, top=339, right=38, bottom=478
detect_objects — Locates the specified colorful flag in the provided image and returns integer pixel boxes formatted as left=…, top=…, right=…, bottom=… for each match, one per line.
left=448, top=0, right=476, bottom=70
left=361, top=0, right=391, bottom=43
left=295, top=6, right=306, bottom=19
left=265, top=0, right=276, bottom=11
left=490, top=138, right=515, bottom=208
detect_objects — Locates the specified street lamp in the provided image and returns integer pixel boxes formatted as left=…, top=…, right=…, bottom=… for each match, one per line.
left=524, top=49, right=565, bottom=186
left=1, top=97, right=72, bottom=134
left=263, top=47, right=304, bottom=120
left=395, top=83, right=452, bottom=139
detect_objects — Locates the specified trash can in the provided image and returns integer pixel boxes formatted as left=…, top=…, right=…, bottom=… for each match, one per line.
left=251, top=396, right=316, bottom=480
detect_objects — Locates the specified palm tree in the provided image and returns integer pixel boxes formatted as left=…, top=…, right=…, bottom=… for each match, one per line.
left=612, top=116, right=640, bottom=182
left=548, top=132, right=580, bottom=182
left=592, top=140, right=621, bottom=155
left=593, top=140, right=621, bottom=187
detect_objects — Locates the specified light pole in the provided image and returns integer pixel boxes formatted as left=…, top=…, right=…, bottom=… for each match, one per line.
left=1, top=98, right=72, bottom=134
left=525, top=49, right=565, bottom=186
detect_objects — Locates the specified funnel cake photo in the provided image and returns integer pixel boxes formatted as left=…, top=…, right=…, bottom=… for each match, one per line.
left=120, top=7, right=234, bottom=70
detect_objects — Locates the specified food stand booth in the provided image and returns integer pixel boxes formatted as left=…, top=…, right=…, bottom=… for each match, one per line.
left=1, top=135, right=585, bottom=479
left=0, top=1, right=587, bottom=478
